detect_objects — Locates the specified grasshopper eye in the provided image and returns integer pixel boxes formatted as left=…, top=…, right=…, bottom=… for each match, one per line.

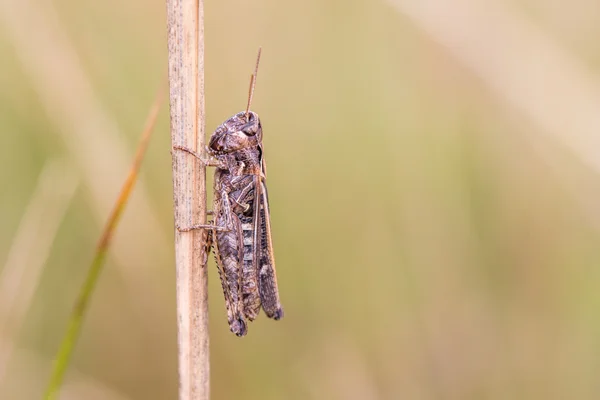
left=241, top=124, right=257, bottom=136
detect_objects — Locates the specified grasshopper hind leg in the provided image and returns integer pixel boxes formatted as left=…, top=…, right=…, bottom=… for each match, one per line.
left=230, top=317, right=247, bottom=337
left=272, top=308, right=284, bottom=320
left=213, top=194, right=249, bottom=337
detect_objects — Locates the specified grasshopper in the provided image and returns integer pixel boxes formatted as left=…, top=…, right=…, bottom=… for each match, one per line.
left=175, top=48, right=283, bottom=336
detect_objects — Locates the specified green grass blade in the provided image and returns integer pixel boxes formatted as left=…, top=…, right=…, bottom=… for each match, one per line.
left=44, top=81, right=166, bottom=400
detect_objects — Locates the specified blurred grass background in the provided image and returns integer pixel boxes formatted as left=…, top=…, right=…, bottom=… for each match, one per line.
left=2, top=0, right=600, bottom=399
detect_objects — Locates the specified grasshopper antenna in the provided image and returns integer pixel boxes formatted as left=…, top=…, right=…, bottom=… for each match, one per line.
left=245, top=47, right=262, bottom=121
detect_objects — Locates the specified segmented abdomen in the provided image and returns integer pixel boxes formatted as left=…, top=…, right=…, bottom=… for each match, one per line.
left=239, top=208, right=261, bottom=320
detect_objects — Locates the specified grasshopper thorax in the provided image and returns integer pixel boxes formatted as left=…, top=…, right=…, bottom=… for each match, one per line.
left=208, top=111, right=262, bottom=155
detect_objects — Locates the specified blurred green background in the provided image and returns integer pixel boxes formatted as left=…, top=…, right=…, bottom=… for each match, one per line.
left=2, top=0, right=600, bottom=399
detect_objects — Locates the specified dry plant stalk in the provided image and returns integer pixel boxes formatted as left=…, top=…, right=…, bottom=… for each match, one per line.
left=165, top=0, right=209, bottom=399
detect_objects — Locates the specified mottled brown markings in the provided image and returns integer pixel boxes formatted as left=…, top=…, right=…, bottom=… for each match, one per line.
left=214, top=201, right=246, bottom=336
left=256, top=181, right=283, bottom=319
left=174, top=49, right=283, bottom=336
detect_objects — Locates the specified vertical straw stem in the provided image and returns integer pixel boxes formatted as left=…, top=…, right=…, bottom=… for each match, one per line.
left=166, top=0, right=209, bottom=399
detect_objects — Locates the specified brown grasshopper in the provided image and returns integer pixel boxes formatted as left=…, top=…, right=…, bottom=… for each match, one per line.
left=175, top=48, right=283, bottom=337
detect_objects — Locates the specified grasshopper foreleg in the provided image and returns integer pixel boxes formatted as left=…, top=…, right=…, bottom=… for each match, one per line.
left=173, top=145, right=225, bottom=168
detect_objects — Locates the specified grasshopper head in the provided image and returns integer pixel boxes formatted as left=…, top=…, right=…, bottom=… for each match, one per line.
left=208, top=111, right=262, bottom=154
